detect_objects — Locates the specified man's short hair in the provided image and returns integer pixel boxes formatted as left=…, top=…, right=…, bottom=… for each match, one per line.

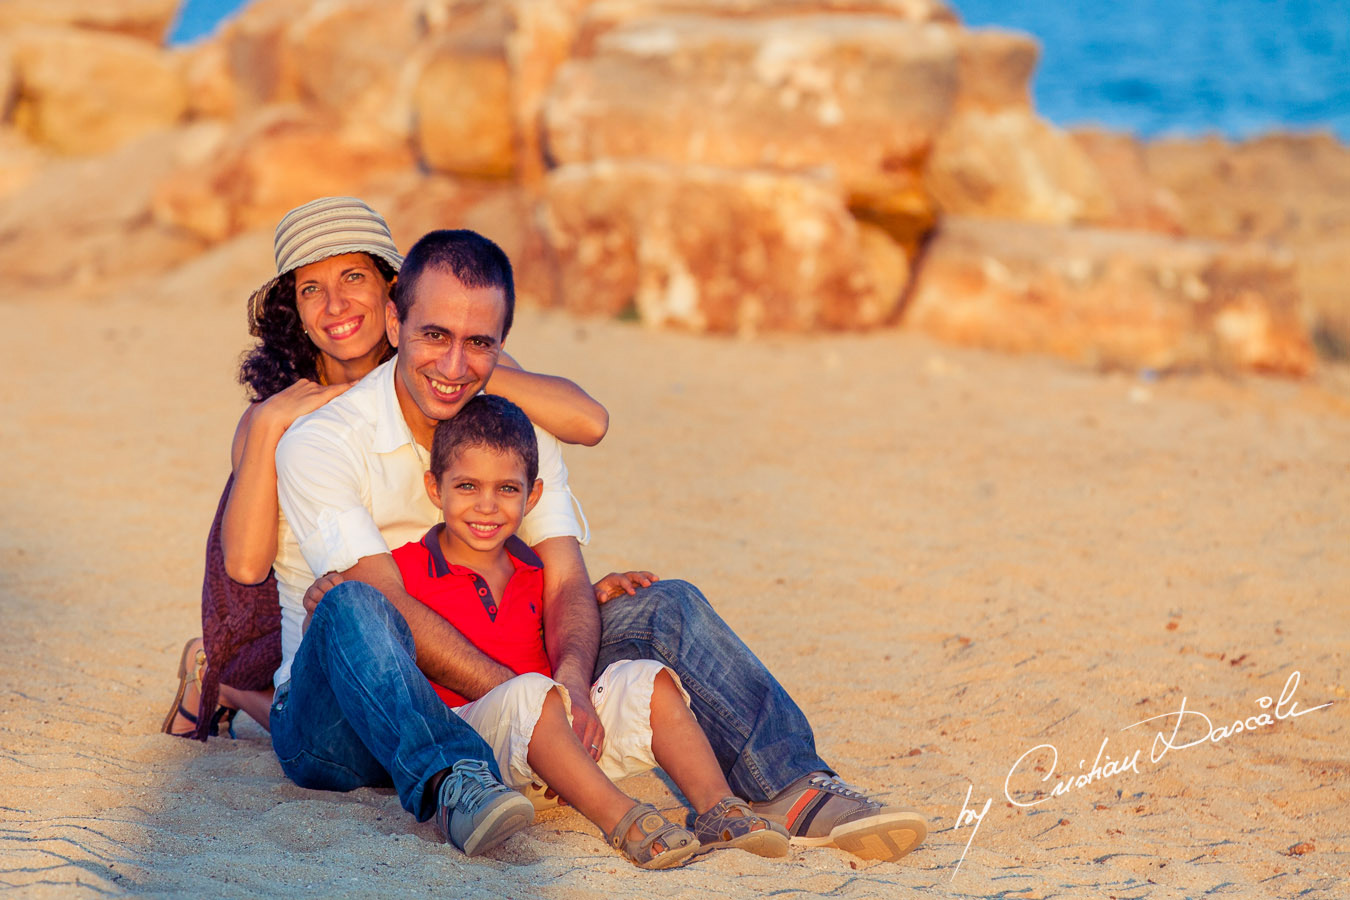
left=393, top=229, right=516, bottom=339
left=429, top=394, right=539, bottom=486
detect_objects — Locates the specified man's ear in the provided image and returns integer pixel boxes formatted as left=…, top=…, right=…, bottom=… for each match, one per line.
left=423, top=469, right=441, bottom=507
left=386, top=299, right=400, bottom=348
left=523, top=478, right=543, bottom=516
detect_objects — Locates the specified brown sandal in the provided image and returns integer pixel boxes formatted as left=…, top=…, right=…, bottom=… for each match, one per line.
left=606, top=802, right=701, bottom=870
left=161, top=638, right=237, bottom=739
left=690, top=796, right=789, bottom=857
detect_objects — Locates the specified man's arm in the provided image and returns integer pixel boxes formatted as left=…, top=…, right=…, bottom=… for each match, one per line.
left=487, top=352, right=608, bottom=447
left=532, top=535, right=604, bottom=757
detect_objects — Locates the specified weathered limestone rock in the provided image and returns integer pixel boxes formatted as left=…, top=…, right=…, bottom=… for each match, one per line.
left=416, top=0, right=583, bottom=184
left=174, top=40, right=238, bottom=120
left=368, top=173, right=558, bottom=306
left=924, top=108, right=1115, bottom=225
left=217, top=0, right=310, bottom=111
left=0, top=41, right=16, bottom=122
left=0, top=129, right=205, bottom=290
left=540, top=161, right=908, bottom=333
left=152, top=108, right=416, bottom=243
left=1143, top=133, right=1350, bottom=358
left=949, top=27, right=1037, bottom=112
left=0, top=0, right=179, bottom=44
left=0, top=127, right=47, bottom=198
left=544, top=16, right=959, bottom=250
left=8, top=27, right=187, bottom=155
left=414, top=39, right=517, bottom=178
left=904, top=217, right=1314, bottom=375
left=573, top=0, right=957, bottom=54
left=289, top=0, right=424, bottom=138
left=1070, top=129, right=1184, bottom=233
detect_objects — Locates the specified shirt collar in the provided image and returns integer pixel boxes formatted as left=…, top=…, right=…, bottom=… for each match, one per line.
left=419, top=525, right=543, bottom=579
left=370, top=356, right=418, bottom=454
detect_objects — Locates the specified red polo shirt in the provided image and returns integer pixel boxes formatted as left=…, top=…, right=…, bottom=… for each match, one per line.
left=391, top=525, right=551, bottom=707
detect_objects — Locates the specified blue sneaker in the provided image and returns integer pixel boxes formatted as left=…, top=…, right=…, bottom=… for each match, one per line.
left=434, top=760, right=534, bottom=856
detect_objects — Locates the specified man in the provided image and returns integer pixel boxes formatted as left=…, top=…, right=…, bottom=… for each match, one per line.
left=273, top=229, right=926, bottom=863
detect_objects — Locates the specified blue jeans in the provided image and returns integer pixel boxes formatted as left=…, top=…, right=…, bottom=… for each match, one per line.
left=270, top=582, right=499, bottom=822
left=596, top=579, right=830, bottom=801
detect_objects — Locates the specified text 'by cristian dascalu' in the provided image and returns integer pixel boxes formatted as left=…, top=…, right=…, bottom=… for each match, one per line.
left=949, top=669, right=1332, bottom=879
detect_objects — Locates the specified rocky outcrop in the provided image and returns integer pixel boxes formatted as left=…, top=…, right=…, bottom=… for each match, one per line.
left=414, top=0, right=584, bottom=184
left=0, top=127, right=46, bottom=198
left=924, top=107, right=1115, bottom=225
left=152, top=108, right=415, bottom=242
left=288, top=0, right=423, bottom=137
left=572, top=0, right=957, bottom=53
left=414, top=38, right=517, bottom=178
left=540, top=161, right=907, bottom=333
left=948, top=28, right=1037, bottom=112
left=1069, top=129, right=1185, bottom=233
left=6, top=26, right=187, bottom=155
left=904, top=217, right=1314, bottom=375
left=1114, top=132, right=1350, bottom=359
left=0, top=0, right=1336, bottom=376
left=544, top=15, right=959, bottom=252
left=0, top=128, right=205, bottom=290
left=0, top=0, right=179, bottom=44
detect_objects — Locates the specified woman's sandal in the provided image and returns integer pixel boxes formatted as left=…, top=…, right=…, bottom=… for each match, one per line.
left=160, top=638, right=238, bottom=739
left=606, top=802, right=701, bottom=870
left=690, top=796, right=789, bottom=858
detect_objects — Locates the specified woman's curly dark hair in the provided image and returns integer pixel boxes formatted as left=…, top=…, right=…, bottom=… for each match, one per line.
left=238, top=255, right=398, bottom=401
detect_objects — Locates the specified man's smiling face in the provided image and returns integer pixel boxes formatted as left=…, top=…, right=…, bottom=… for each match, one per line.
left=386, top=266, right=507, bottom=447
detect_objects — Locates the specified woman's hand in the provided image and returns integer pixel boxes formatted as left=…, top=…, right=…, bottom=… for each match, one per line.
left=592, top=571, right=658, bottom=604
left=255, top=379, right=352, bottom=433
left=222, top=381, right=353, bottom=584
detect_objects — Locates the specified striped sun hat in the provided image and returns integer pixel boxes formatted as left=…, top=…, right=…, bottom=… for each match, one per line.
left=247, top=196, right=404, bottom=332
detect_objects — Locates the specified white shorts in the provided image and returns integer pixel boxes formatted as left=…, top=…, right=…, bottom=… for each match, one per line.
left=452, top=659, right=691, bottom=792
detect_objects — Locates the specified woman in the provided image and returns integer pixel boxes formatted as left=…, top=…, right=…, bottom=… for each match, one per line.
left=163, top=197, right=607, bottom=739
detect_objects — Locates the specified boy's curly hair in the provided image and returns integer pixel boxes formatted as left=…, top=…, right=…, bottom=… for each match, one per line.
left=430, top=395, right=539, bottom=486
left=237, top=255, right=397, bottom=401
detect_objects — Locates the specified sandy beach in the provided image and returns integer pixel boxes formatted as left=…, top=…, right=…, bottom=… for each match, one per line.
left=0, top=234, right=1345, bottom=899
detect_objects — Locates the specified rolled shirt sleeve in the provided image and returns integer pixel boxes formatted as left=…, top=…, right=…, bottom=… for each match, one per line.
left=276, top=425, right=390, bottom=577
left=518, top=424, right=589, bottom=548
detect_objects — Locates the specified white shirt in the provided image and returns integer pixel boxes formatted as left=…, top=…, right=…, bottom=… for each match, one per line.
left=272, top=357, right=587, bottom=687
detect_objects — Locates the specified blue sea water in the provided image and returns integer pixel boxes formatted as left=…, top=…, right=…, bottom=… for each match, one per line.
left=167, top=0, right=1350, bottom=142
left=950, top=0, right=1350, bottom=141
left=167, top=0, right=250, bottom=44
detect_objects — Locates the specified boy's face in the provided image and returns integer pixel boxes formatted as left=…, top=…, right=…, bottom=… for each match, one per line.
left=424, top=444, right=542, bottom=554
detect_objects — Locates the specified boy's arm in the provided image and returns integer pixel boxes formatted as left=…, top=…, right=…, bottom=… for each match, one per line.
left=533, top=535, right=605, bottom=757
left=486, top=352, right=609, bottom=446
left=306, top=553, right=516, bottom=700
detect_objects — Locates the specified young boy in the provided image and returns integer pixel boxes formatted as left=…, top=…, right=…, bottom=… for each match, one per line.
left=391, top=395, right=788, bottom=869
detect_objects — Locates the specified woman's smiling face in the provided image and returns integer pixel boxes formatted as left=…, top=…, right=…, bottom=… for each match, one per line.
left=294, top=252, right=392, bottom=364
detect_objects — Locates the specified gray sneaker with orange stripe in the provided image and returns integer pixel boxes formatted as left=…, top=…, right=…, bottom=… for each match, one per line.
left=749, top=772, right=926, bottom=862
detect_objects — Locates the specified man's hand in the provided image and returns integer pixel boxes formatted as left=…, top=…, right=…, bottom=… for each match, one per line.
left=303, top=571, right=346, bottom=614
left=559, top=676, right=606, bottom=761
left=593, top=571, right=658, bottom=604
